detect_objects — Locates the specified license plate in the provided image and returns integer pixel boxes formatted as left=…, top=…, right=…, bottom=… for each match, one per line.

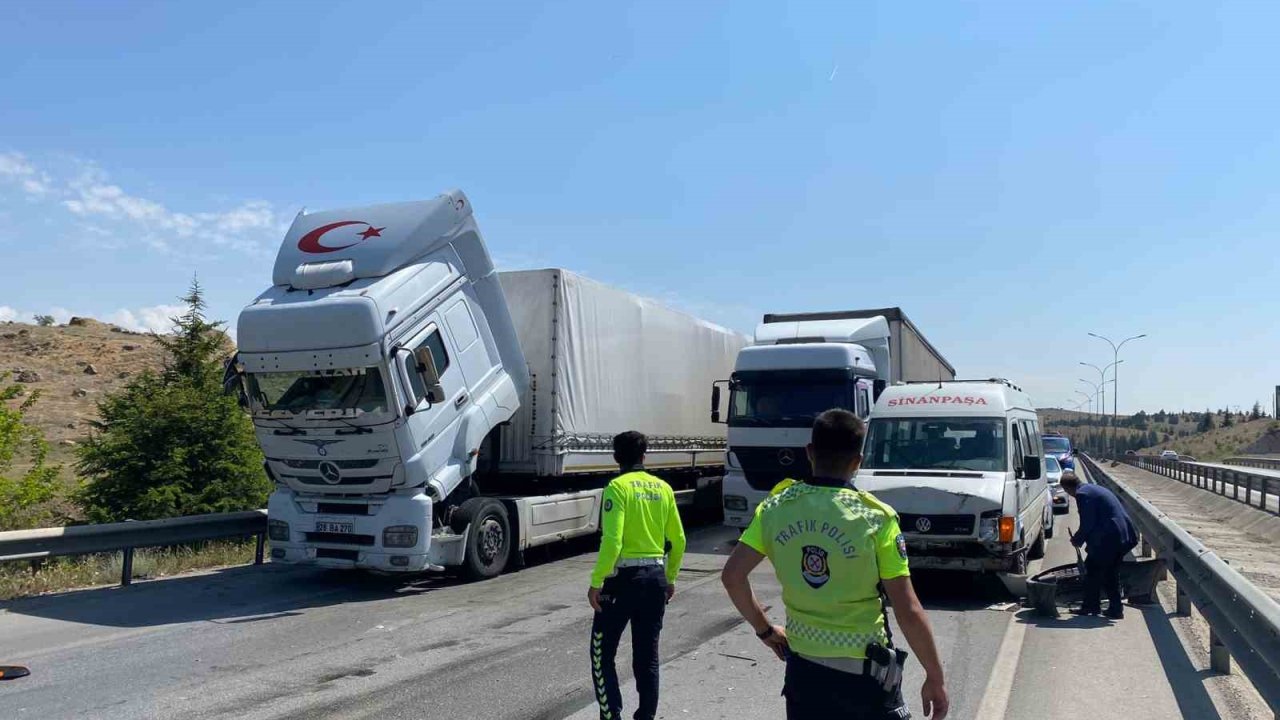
left=316, top=518, right=354, bottom=534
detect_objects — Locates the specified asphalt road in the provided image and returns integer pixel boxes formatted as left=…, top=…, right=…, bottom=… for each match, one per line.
left=1, top=518, right=1017, bottom=720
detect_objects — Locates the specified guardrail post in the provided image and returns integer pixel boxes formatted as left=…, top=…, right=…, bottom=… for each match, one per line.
left=254, top=532, right=266, bottom=565
left=1262, top=477, right=1270, bottom=512
left=1209, top=628, right=1231, bottom=674
left=1246, top=475, right=1254, bottom=506
left=1233, top=471, right=1240, bottom=500
left=1175, top=577, right=1192, bottom=616
left=121, top=547, right=134, bottom=587
left=1140, top=537, right=1153, bottom=558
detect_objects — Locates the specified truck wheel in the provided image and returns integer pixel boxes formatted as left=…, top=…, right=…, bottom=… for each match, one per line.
left=1044, top=510, right=1055, bottom=540
left=456, top=497, right=511, bottom=581
left=1028, top=528, right=1046, bottom=561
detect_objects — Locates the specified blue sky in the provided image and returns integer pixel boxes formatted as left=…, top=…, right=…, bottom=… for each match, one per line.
left=2, top=1, right=1277, bottom=414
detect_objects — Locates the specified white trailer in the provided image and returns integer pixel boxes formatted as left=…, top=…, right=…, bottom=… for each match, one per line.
left=233, top=192, right=743, bottom=579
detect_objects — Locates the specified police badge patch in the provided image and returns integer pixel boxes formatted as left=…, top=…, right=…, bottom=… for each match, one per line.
left=801, top=545, right=830, bottom=588
left=896, top=533, right=908, bottom=559
left=604, top=499, right=613, bottom=512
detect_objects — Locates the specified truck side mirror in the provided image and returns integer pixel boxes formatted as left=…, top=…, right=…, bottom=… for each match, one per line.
left=873, top=379, right=887, bottom=401
left=1022, top=455, right=1042, bottom=480
left=414, top=347, right=446, bottom=404
left=711, top=380, right=728, bottom=424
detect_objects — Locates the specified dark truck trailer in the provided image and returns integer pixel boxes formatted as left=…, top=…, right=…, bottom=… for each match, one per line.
left=761, top=307, right=955, bottom=384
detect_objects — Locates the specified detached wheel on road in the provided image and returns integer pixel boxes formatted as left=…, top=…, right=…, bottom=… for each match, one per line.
left=454, top=497, right=512, bottom=581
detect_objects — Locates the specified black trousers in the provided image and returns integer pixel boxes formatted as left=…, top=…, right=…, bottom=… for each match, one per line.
left=783, top=655, right=911, bottom=720
left=1083, top=546, right=1127, bottom=612
left=590, top=565, right=667, bottom=720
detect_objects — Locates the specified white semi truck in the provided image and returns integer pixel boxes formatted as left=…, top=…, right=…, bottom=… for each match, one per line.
left=231, top=191, right=745, bottom=579
left=714, top=308, right=954, bottom=527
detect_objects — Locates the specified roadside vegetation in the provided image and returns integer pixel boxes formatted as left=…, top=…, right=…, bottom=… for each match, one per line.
left=1041, top=407, right=1275, bottom=461
left=0, top=280, right=268, bottom=599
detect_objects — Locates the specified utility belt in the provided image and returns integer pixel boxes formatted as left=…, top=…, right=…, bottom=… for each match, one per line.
left=793, top=643, right=909, bottom=693
left=616, top=557, right=664, bottom=568
left=792, top=584, right=909, bottom=695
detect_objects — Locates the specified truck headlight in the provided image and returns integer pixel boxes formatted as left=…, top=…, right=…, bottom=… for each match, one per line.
left=724, top=495, right=748, bottom=512
left=268, top=519, right=290, bottom=541
left=383, top=525, right=419, bottom=548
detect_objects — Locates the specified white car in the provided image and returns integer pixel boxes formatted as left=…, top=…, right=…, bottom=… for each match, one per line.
left=1160, top=450, right=1179, bottom=461
left=1045, top=456, right=1069, bottom=515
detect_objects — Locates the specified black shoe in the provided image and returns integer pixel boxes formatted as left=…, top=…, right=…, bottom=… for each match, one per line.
left=1105, top=608, right=1125, bottom=620
left=1072, top=607, right=1100, bottom=616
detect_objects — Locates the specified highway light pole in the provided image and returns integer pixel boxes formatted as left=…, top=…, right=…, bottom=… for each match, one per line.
left=1075, top=389, right=1094, bottom=421
left=1081, top=361, right=1122, bottom=453
left=1089, top=333, right=1147, bottom=427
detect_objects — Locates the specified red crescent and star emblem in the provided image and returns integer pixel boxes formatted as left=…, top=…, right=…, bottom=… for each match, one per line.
left=297, top=220, right=385, bottom=254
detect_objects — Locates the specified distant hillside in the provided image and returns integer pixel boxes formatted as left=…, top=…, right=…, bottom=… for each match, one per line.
left=1037, top=404, right=1274, bottom=461
left=2, top=318, right=167, bottom=452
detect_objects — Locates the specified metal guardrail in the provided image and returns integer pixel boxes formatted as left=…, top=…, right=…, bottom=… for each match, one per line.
left=0, top=510, right=268, bottom=587
left=1116, top=455, right=1278, bottom=516
left=1226, top=456, right=1280, bottom=473
left=1082, top=455, right=1280, bottom=713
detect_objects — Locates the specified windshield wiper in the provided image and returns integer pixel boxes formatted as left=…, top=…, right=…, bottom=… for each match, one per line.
left=334, top=418, right=374, bottom=435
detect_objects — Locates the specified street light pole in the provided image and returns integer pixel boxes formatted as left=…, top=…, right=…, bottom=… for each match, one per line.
left=1088, top=333, right=1148, bottom=426
left=1075, top=390, right=1093, bottom=420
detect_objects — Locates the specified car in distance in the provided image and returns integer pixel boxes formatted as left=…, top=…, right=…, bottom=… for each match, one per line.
left=1160, top=449, right=1179, bottom=461
left=1042, top=433, right=1074, bottom=470
left=1045, top=455, right=1069, bottom=514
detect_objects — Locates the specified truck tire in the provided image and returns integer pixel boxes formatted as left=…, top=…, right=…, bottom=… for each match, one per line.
left=456, top=497, right=511, bottom=581
left=1044, top=510, right=1055, bottom=540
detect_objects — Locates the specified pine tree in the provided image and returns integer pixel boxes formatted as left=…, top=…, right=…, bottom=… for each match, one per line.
left=1251, top=402, right=1263, bottom=421
left=76, top=278, right=268, bottom=522
left=1198, top=409, right=1215, bottom=432
left=1223, top=409, right=1235, bottom=428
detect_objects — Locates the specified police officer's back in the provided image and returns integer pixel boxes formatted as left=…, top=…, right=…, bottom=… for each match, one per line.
left=721, top=409, right=950, bottom=720
left=586, top=431, right=686, bottom=720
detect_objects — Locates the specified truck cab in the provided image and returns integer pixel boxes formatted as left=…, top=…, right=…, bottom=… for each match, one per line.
left=235, top=191, right=527, bottom=575
left=855, top=380, right=1053, bottom=574
left=717, top=317, right=888, bottom=527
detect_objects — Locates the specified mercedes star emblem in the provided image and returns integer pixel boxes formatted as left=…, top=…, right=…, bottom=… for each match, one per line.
left=778, top=449, right=795, bottom=466
left=915, top=517, right=932, bottom=533
left=319, top=461, right=342, bottom=485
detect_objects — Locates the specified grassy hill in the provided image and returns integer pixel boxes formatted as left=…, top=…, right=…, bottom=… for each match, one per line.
left=1038, top=406, right=1275, bottom=461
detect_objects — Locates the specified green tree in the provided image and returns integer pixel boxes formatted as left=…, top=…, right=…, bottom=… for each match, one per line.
left=0, top=373, right=61, bottom=530
left=1251, top=402, right=1263, bottom=421
left=1222, top=410, right=1235, bottom=428
left=33, top=314, right=55, bottom=327
left=76, top=279, right=268, bottom=522
left=1197, top=409, right=1215, bottom=432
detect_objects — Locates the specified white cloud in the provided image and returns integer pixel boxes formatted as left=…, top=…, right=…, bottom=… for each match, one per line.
left=3, top=152, right=290, bottom=257
left=105, top=304, right=185, bottom=334
left=0, top=152, right=53, bottom=197
left=0, top=304, right=185, bottom=334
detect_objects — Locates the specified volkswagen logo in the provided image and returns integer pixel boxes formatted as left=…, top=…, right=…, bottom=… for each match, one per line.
left=915, top=516, right=933, bottom=533
left=778, top=449, right=795, bottom=466
left=319, top=461, right=342, bottom=485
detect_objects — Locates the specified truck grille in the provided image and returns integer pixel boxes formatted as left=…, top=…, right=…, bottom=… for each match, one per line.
left=304, top=532, right=376, bottom=546
left=279, top=458, right=380, bottom=470
left=733, top=446, right=812, bottom=491
left=288, top=475, right=393, bottom=486
left=899, top=514, right=974, bottom=536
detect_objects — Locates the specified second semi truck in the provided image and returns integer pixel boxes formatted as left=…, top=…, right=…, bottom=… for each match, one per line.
left=714, top=308, right=954, bottom=527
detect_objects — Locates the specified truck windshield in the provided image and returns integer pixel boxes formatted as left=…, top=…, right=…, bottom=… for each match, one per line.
left=247, top=368, right=391, bottom=417
left=1042, top=436, right=1071, bottom=453
left=863, top=417, right=1007, bottom=472
left=729, top=377, right=852, bottom=428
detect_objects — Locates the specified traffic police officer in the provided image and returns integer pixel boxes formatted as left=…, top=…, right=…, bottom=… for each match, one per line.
left=721, top=409, right=950, bottom=720
left=587, top=431, right=687, bottom=720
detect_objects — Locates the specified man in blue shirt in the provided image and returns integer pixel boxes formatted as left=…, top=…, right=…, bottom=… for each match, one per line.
left=1061, top=472, right=1138, bottom=619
